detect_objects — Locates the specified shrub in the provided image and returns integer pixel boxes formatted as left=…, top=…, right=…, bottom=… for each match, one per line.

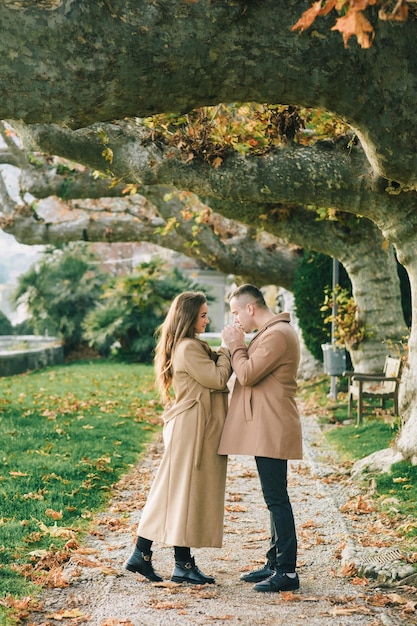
left=293, top=251, right=350, bottom=361
left=83, top=257, right=198, bottom=362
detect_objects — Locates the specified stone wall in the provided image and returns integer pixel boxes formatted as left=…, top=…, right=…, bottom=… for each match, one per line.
left=0, top=335, right=64, bottom=377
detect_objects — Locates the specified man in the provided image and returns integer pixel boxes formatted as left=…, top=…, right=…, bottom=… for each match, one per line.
left=218, top=284, right=302, bottom=593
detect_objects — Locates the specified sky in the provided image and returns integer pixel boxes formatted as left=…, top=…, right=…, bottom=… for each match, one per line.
left=0, top=229, right=43, bottom=323
left=0, top=228, right=42, bottom=283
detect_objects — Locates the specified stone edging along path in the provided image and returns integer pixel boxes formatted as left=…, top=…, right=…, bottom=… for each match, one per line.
left=24, top=408, right=417, bottom=626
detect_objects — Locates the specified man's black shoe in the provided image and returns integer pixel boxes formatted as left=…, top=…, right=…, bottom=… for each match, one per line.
left=240, top=563, right=275, bottom=583
left=253, top=572, right=299, bottom=593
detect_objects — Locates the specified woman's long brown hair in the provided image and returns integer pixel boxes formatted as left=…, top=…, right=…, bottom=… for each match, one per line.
left=154, top=291, right=214, bottom=405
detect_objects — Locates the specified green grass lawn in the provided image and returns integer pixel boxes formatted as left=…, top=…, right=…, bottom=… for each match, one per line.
left=0, top=360, right=161, bottom=623
left=299, top=375, right=417, bottom=546
left=2, top=365, right=416, bottom=623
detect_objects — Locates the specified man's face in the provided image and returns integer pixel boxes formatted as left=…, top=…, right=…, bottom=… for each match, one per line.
left=230, top=296, right=255, bottom=333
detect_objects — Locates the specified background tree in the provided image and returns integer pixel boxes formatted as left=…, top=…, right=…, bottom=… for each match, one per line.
left=0, top=311, right=13, bottom=335
left=13, top=244, right=107, bottom=353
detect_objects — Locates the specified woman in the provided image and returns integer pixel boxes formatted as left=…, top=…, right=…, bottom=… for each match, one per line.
left=125, top=291, right=232, bottom=584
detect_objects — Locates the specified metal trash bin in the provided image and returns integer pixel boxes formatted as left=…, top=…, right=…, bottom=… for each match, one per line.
left=321, top=343, right=347, bottom=376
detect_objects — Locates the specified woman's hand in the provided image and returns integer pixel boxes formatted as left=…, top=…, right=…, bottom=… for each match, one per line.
left=221, top=324, right=244, bottom=349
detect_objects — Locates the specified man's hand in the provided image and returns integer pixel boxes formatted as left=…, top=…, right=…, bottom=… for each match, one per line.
left=221, top=324, right=245, bottom=349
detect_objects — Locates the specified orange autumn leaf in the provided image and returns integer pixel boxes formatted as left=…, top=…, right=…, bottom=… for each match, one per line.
left=45, top=508, right=63, bottom=520
left=153, top=580, right=180, bottom=589
left=402, top=600, right=417, bottom=614
left=291, top=0, right=336, bottom=32
left=47, top=608, right=85, bottom=620
left=330, top=605, right=372, bottom=616
left=99, top=565, right=119, bottom=575
left=227, top=494, right=243, bottom=502
left=280, top=591, right=302, bottom=601
left=355, top=494, right=375, bottom=512
left=331, top=9, right=375, bottom=48
left=301, top=519, right=317, bottom=528
left=225, top=505, right=247, bottom=512
left=341, top=562, right=358, bottom=577
left=148, top=601, right=188, bottom=610
left=71, top=555, right=102, bottom=567
left=368, top=592, right=393, bottom=607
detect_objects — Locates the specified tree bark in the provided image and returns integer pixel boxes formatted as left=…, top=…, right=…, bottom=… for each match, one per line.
left=1, top=1, right=417, bottom=185
left=0, top=137, right=406, bottom=373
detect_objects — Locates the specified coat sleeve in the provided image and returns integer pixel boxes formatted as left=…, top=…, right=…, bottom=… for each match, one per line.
left=181, top=341, right=232, bottom=390
left=231, top=331, right=288, bottom=386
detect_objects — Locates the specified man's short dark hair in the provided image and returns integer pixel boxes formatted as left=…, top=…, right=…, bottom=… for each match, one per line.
left=229, top=284, right=267, bottom=308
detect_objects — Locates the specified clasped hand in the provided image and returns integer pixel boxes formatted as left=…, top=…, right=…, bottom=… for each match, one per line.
left=221, top=324, right=244, bottom=348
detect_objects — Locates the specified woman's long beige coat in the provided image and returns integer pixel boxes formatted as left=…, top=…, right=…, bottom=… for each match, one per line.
left=218, top=314, right=302, bottom=460
left=137, top=339, right=232, bottom=548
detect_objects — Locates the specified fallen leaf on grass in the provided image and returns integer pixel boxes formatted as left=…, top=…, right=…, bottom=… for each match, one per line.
left=45, top=508, right=63, bottom=520
left=38, top=521, right=76, bottom=540
left=46, top=608, right=85, bottom=620
left=28, top=549, right=50, bottom=558
left=0, top=595, right=43, bottom=613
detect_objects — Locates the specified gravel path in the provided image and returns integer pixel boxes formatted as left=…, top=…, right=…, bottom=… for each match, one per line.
left=25, top=409, right=417, bottom=626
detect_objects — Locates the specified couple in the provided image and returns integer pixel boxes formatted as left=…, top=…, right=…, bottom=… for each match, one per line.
left=124, top=284, right=303, bottom=593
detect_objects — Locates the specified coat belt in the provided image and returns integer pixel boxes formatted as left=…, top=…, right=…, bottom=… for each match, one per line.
left=162, top=391, right=208, bottom=469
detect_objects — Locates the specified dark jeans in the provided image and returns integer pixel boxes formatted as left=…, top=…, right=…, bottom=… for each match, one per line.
left=255, top=456, right=297, bottom=573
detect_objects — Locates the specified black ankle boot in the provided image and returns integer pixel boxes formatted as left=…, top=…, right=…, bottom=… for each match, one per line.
left=171, top=557, right=215, bottom=585
left=124, top=548, right=163, bottom=582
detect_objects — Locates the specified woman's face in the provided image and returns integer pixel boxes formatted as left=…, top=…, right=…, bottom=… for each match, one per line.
left=194, top=302, right=210, bottom=334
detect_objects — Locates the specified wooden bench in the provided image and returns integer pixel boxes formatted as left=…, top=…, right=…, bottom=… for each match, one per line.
left=344, top=356, right=402, bottom=425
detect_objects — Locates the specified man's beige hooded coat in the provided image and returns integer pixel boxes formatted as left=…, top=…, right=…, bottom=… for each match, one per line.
left=218, top=313, right=302, bottom=460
